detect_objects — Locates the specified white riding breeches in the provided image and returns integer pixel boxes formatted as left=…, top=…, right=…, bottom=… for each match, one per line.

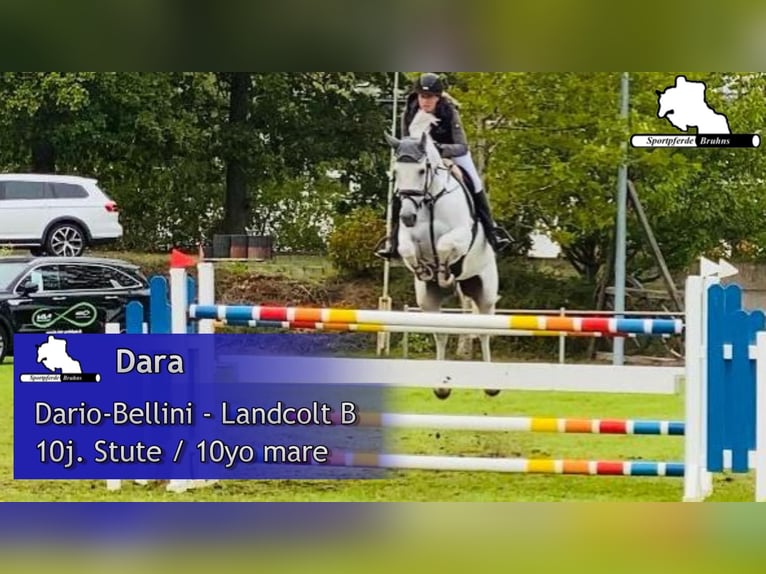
left=451, top=151, right=483, bottom=194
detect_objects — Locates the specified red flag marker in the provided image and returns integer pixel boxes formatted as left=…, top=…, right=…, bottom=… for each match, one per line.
left=170, top=248, right=197, bottom=269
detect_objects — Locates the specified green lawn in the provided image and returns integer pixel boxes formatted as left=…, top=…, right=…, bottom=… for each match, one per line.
left=0, top=360, right=755, bottom=501
left=94, top=250, right=337, bottom=282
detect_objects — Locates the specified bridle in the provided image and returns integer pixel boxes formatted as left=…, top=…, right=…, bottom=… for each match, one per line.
left=394, top=147, right=450, bottom=213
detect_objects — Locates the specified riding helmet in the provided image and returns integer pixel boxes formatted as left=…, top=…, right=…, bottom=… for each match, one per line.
left=414, top=73, right=444, bottom=95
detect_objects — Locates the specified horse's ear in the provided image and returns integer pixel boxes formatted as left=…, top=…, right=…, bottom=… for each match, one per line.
left=420, top=131, right=428, bottom=149
left=384, top=133, right=400, bottom=148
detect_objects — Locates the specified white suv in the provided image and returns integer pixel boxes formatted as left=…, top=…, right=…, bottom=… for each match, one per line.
left=0, top=174, right=123, bottom=257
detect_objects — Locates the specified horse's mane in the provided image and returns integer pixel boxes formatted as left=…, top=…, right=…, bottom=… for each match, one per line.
left=441, top=91, right=460, bottom=108
left=408, top=109, right=440, bottom=139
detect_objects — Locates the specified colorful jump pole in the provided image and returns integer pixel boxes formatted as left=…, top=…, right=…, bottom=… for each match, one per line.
left=189, top=304, right=683, bottom=335
left=217, top=318, right=645, bottom=338
left=315, top=412, right=686, bottom=435
left=323, top=452, right=685, bottom=477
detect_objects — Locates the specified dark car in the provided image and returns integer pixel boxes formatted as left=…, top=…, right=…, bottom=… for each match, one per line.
left=0, top=256, right=150, bottom=363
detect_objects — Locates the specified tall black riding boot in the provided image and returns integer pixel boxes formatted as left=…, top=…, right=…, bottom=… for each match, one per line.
left=474, top=190, right=511, bottom=252
left=375, top=195, right=403, bottom=260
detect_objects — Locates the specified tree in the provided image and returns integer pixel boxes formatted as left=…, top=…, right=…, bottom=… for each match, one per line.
left=0, top=72, right=223, bottom=250
left=213, top=72, right=391, bottom=237
left=0, top=72, right=98, bottom=172
left=219, top=72, right=252, bottom=234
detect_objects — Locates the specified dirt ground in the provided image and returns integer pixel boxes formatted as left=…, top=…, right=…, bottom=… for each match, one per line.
left=125, top=251, right=393, bottom=311
left=214, top=272, right=384, bottom=309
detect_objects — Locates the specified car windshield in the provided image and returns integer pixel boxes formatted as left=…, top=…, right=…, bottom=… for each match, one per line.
left=0, top=262, right=28, bottom=290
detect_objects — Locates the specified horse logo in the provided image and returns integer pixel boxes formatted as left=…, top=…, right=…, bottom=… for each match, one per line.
left=656, top=75, right=731, bottom=134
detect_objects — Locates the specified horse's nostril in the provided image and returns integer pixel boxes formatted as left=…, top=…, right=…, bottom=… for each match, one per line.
left=401, top=214, right=416, bottom=227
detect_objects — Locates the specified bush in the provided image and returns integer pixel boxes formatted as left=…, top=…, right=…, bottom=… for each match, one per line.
left=327, top=207, right=386, bottom=278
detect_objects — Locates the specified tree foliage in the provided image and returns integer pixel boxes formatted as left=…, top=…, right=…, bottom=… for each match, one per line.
left=451, top=72, right=766, bottom=287
left=1, top=71, right=765, bottom=284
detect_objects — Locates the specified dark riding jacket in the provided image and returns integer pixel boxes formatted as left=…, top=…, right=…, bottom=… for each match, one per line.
left=401, top=93, right=468, bottom=159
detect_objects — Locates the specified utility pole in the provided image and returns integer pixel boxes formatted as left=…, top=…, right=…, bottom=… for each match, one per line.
left=377, top=72, right=400, bottom=356
left=613, top=72, right=630, bottom=366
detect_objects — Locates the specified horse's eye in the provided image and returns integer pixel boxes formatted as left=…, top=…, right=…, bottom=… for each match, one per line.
left=419, top=168, right=426, bottom=175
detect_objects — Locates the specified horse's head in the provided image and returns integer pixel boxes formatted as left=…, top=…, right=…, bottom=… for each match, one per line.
left=386, top=123, right=446, bottom=228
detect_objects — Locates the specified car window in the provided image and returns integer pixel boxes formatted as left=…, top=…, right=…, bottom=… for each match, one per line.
left=0, top=181, right=46, bottom=200
left=58, top=265, right=118, bottom=291
left=17, top=265, right=60, bottom=292
left=0, top=262, right=29, bottom=290
left=51, top=183, right=88, bottom=199
left=100, top=266, right=144, bottom=289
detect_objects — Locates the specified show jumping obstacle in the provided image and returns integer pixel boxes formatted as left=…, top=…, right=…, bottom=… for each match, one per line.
left=105, top=252, right=766, bottom=501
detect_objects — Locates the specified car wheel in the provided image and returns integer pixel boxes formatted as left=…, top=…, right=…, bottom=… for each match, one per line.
left=0, top=324, right=8, bottom=364
left=46, top=223, right=86, bottom=257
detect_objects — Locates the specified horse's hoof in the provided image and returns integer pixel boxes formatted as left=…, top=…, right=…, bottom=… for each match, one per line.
left=484, top=389, right=501, bottom=397
left=434, top=387, right=452, bottom=400
left=438, top=275, right=455, bottom=289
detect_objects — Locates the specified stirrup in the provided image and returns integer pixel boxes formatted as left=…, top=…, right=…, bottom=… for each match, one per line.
left=374, top=236, right=398, bottom=260
left=375, top=248, right=398, bottom=261
left=488, top=226, right=512, bottom=252
left=495, top=226, right=513, bottom=243
left=373, top=236, right=388, bottom=252
left=492, top=235, right=511, bottom=252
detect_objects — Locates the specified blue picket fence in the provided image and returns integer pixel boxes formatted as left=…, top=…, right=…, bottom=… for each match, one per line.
left=706, top=283, right=765, bottom=473
left=125, top=274, right=197, bottom=334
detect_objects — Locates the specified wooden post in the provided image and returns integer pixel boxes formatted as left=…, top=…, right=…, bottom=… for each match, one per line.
left=627, top=180, right=684, bottom=312
left=377, top=296, right=391, bottom=356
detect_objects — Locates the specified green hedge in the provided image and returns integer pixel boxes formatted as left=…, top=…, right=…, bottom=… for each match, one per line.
left=327, top=207, right=387, bottom=278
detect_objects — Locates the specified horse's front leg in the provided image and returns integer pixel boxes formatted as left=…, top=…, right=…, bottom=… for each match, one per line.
left=416, top=280, right=452, bottom=400
left=475, top=270, right=501, bottom=398
left=399, top=231, right=434, bottom=282
left=435, top=228, right=473, bottom=288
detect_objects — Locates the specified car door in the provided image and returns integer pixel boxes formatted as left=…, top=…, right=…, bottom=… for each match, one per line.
left=8, top=264, right=70, bottom=333
left=89, top=264, right=150, bottom=331
left=0, top=180, right=51, bottom=241
left=56, top=263, right=121, bottom=333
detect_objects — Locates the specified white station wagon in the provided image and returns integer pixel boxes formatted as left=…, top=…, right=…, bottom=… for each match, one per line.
left=0, top=174, right=123, bottom=257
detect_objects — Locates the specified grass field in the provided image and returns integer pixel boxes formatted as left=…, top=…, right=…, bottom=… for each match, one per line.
left=0, top=359, right=756, bottom=502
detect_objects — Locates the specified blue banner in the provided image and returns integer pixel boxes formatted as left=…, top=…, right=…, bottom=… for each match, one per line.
left=14, top=334, right=386, bottom=480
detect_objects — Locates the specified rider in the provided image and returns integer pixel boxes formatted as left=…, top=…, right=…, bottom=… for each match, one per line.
left=375, top=72, right=511, bottom=260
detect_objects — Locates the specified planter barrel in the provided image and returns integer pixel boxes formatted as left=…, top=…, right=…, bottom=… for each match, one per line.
left=212, top=235, right=230, bottom=259
left=248, top=235, right=273, bottom=260
left=230, top=235, right=248, bottom=259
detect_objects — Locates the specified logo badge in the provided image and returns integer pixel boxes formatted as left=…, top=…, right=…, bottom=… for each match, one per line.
left=631, top=75, right=760, bottom=149
left=32, top=302, right=97, bottom=329
left=19, top=335, right=101, bottom=383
